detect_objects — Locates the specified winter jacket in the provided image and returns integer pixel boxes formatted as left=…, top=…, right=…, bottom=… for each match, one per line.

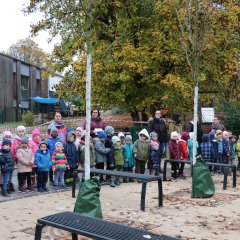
left=187, top=139, right=199, bottom=161
left=63, top=132, right=79, bottom=168
left=148, top=117, right=167, bottom=143
left=10, top=136, right=21, bottom=162
left=133, top=129, right=150, bottom=161
left=48, top=120, right=67, bottom=142
left=78, top=143, right=96, bottom=167
left=168, top=139, right=180, bottom=159
left=83, top=117, right=105, bottom=138
left=199, top=134, right=214, bottom=161
left=51, top=151, right=69, bottom=171
left=93, top=137, right=110, bottom=164
left=168, top=120, right=182, bottom=135
left=236, top=140, right=240, bottom=158
left=105, top=136, right=114, bottom=164
left=113, top=146, right=124, bottom=166
left=47, top=137, right=62, bottom=156
left=0, top=149, right=14, bottom=173
left=35, top=149, right=52, bottom=172
left=16, top=148, right=34, bottom=173
left=179, top=139, right=188, bottom=160
left=211, top=139, right=223, bottom=162
left=122, top=143, right=134, bottom=168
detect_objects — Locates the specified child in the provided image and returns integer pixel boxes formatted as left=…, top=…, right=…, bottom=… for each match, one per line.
left=93, top=131, right=110, bottom=177
left=188, top=132, right=199, bottom=163
left=222, top=131, right=233, bottom=165
left=35, top=140, right=52, bottom=192
left=229, top=135, right=237, bottom=164
left=133, top=129, right=150, bottom=175
left=110, top=136, right=124, bottom=187
left=118, top=132, right=125, bottom=145
left=0, top=131, right=13, bottom=193
left=63, top=131, right=79, bottom=185
left=236, top=135, right=240, bottom=171
left=0, top=139, right=14, bottom=197
left=168, top=131, right=180, bottom=179
left=52, top=142, right=69, bottom=190
left=122, top=135, right=134, bottom=182
left=16, top=137, right=34, bottom=193
left=47, top=127, right=62, bottom=185
left=178, top=132, right=189, bottom=179
left=211, top=130, right=223, bottom=173
left=148, top=132, right=160, bottom=176
left=29, top=128, right=41, bottom=187
left=104, top=126, right=115, bottom=181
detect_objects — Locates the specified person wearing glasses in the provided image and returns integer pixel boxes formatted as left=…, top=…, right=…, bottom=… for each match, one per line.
left=83, top=109, right=105, bottom=138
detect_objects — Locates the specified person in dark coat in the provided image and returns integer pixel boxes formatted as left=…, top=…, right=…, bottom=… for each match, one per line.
left=0, top=139, right=14, bottom=197
left=63, top=131, right=79, bottom=185
left=148, top=110, right=167, bottom=172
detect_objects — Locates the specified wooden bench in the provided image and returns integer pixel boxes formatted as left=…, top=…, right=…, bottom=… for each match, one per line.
left=163, top=159, right=237, bottom=190
left=72, top=168, right=163, bottom=211
left=34, top=211, right=178, bottom=240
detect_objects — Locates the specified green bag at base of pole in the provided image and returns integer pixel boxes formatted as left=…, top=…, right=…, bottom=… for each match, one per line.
left=192, top=158, right=215, bottom=198
left=74, top=178, right=103, bottom=219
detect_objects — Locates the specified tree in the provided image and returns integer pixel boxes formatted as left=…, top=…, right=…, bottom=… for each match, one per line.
left=25, top=1, right=240, bottom=121
left=5, top=38, right=50, bottom=68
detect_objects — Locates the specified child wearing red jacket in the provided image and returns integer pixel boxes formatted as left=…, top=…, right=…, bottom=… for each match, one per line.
left=178, top=132, right=189, bottom=179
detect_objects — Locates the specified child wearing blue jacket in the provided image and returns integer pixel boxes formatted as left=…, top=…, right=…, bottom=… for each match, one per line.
left=35, top=141, right=52, bottom=192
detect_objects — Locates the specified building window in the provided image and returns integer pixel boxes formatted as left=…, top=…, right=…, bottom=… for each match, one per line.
left=21, top=76, right=29, bottom=100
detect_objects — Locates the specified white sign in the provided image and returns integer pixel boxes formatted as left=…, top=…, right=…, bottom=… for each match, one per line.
left=201, top=108, right=215, bottom=123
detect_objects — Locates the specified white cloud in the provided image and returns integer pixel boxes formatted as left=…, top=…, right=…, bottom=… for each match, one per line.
left=0, top=0, right=58, bottom=53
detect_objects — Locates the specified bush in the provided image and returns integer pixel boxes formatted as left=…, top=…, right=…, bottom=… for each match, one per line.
left=22, top=111, right=35, bottom=127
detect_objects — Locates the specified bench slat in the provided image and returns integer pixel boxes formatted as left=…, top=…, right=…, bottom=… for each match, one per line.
left=36, top=212, right=177, bottom=240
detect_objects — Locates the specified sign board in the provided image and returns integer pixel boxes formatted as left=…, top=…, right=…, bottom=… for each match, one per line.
left=201, top=107, right=214, bottom=123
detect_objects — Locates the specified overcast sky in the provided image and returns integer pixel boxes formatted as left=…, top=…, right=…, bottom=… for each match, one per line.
left=0, top=0, right=58, bottom=53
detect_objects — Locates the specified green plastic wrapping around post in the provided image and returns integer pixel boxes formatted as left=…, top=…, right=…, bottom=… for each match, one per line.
left=74, top=178, right=103, bottom=219
left=192, top=159, right=215, bottom=198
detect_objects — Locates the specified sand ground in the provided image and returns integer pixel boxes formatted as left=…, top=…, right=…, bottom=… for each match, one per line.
left=0, top=169, right=240, bottom=240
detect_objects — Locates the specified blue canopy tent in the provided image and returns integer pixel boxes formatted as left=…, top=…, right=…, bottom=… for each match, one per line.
left=31, top=96, right=58, bottom=105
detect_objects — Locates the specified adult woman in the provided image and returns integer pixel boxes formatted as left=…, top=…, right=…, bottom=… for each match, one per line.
left=83, top=109, right=105, bottom=138
left=47, top=112, right=67, bottom=142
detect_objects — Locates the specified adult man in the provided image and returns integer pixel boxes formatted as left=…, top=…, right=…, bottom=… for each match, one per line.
left=147, top=110, right=167, bottom=173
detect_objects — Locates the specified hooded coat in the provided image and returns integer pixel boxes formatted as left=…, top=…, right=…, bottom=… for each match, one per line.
left=93, top=137, right=110, bottom=164
left=133, top=129, right=150, bottom=161
left=199, top=134, right=214, bottom=161
left=16, top=147, right=34, bottom=173
left=0, top=148, right=14, bottom=173
left=63, top=132, right=79, bottom=168
left=34, top=141, right=52, bottom=171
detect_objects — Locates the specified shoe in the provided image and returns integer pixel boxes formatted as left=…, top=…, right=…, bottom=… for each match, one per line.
left=110, top=180, right=116, bottom=187
left=43, top=187, right=49, bottom=192
left=18, top=187, right=27, bottom=193
left=37, top=187, right=44, bottom=193
left=54, top=186, right=59, bottom=190
left=178, top=173, right=186, bottom=180
left=114, top=179, right=120, bottom=186
left=27, top=186, right=35, bottom=192
left=61, top=185, right=68, bottom=189
left=2, top=192, right=11, bottom=197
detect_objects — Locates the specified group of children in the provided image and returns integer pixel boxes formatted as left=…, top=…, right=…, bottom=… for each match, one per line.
left=1, top=123, right=239, bottom=196
left=0, top=126, right=79, bottom=197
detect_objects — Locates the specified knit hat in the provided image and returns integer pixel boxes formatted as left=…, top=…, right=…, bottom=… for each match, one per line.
left=39, top=140, right=48, bottom=149
left=150, top=132, right=158, bottom=139
left=125, top=135, right=132, bottom=142
left=51, top=127, right=58, bottom=133
left=76, top=127, right=86, bottom=138
left=215, top=130, right=223, bottom=137
left=20, top=137, right=29, bottom=144
left=118, top=132, right=125, bottom=138
left=181, top=132, right=189, bottom=141
left=112, top=136, right=120, bottom=145
left=2, top=139, right=12, bottom=146
left=97, top=131, right=107, bottom=139
left=105, top=126, right=115, bottom=136
left=202, top=134, right=210, bottom=143
left=32, top=128, right=41, bottom=138
left=2, top=131, right=12, bottom=138
left=55, top=142, right=63, bottom=148
left=17, top=125, right=26, bottom=133
left=170, top=131, right=178, bottom=139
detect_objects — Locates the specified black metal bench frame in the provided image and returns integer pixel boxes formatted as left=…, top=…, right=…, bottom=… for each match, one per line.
left=163, top=159, right=237, bottom=190
left=34, top=211, right=177, bottom=240
left=72, top=168, right=163, bottom=211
